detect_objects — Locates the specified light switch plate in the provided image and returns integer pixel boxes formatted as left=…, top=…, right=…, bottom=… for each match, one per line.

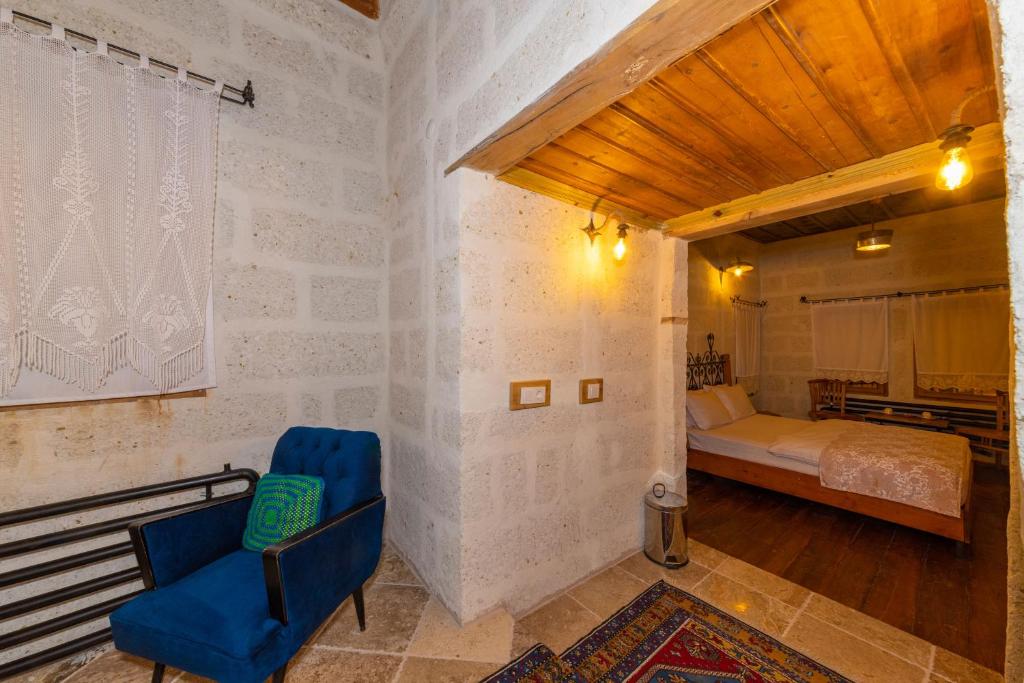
left=509, top=380, right=551, bottom=410
left=579, top=378, right=603, bottom=404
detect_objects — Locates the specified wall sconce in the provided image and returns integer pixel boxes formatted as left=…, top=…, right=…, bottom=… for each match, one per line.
left=718, top=258, right=753, bottom=286
left=580, top=206, right=630, bottom=261
left=720, top=258, right=753, bottom=277
left=935, top=123, right=974, bottom=191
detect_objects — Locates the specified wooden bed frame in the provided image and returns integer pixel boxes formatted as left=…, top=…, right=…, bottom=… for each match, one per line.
left=686, top=334, right=972, bottom=543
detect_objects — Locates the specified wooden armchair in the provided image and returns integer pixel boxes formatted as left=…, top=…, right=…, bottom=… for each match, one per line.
left=955, top=390, right=1010, bottom=466
left=807, top=379, right=855, bottom=420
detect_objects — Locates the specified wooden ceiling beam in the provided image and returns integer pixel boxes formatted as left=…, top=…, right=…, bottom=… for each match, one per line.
left=662, top=122, right=1004, bottom=240
left=445, top=0, right=778, bottom=176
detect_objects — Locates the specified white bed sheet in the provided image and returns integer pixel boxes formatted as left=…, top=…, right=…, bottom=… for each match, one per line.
left=687, top=414, right=820, bottom=477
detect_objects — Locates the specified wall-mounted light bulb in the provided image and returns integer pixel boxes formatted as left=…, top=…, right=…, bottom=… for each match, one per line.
left=613, top=225, right=628, bottom=261
left=935, top=124, right=975, bottom=191
left=936, top=146, right=973, bottom=191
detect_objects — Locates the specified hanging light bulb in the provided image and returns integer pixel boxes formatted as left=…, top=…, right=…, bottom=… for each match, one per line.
left=613, top=225, right=628, bottom=261
left=935, top=124, right=975, bottom=191
left=855, top=225, right=893, bottom=252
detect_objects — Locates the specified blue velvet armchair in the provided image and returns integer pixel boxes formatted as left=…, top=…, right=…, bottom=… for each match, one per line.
left=110, top=428, right=386, bottom=683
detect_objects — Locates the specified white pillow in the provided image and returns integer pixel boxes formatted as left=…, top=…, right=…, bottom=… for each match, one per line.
left=710, top=384, right=757, bottom=421
left=686, top=390, right=733, bottom=430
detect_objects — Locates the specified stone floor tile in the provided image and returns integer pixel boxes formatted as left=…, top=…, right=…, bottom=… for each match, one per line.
left=396, top=657, right=500, bottom=682
left=783, top=614, right=926, bottom=682
left=803, top=594, right=933, bottom=668
left=687, top=539, right=729, bottom=570
left=512, top=594, right=602, bottom=655
left=616, top=552, right=711, bottom=590
left=567, top=567, right=648, bottom=619
left=289, top=647, right=401, bottom=682
left=931, top=646, right=1003, bottom=683
left=315, top=583, right=430, bottom=653
left=64, top=652, right=171, bottom=683
left=715, top=557, right=809, bottom=608
left=373, top=545, right=422, bottom=586
left=7, top=657, right=86, bottom=683
left=407, top=599, right=514, bottom=663
left=690, top=572, right=796, bottom=639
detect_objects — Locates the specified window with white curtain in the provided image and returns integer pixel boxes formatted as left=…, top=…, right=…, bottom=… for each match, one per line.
left=733, top=301, right=762, bottom=392
left=810, top=299, right=889, bottom=384
left=912, top=289, right=1009, bottom=396
left=0, top=17, right=220, bottom=406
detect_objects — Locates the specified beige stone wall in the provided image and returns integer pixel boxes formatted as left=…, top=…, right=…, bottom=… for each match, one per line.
left=457, top=172, right=674, bottom=619
left=379, top=0, right=664, bottom=621
left=757, top=200, right=1008, bottom=418
left=0, top=0, right=387, bottom=660
left=991, top=0, right=1024, bottom=677
left=687, top=234, right=762, bottom=366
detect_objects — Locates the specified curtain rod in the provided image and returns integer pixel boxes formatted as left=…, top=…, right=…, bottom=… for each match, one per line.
left=730, top=295, right=767, bottom=307
left=8, top=9, right=255, bottom=107
left=799, top=283, right=1008, bottom=305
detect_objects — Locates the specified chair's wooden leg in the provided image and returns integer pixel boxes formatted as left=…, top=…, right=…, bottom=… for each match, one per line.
left=151, top=663, right=166, bottom=683
left=353, top=584, right=366, bottom=632
left=272, top=662, right=287, bottom=683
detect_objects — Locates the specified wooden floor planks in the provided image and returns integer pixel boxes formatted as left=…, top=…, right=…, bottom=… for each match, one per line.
left=687, top=464, right=1008, bottom=671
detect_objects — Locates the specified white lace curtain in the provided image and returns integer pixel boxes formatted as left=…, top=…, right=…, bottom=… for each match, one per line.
left=810, top=299, right=889, bottom=383
left=913, top=289, right=1009, bottom=394
left=0, top=14, right=220, bottom=404
left=733, top=301, right=762, bottom=392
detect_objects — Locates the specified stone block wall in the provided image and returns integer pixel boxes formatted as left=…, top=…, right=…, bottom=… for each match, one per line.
left=457, top=172, right=677, bottom=619
left=686, top=233, right=762, bottom=368
left=0, top=0, right=387, bottom=661
left=379, top=0, right=667, bottom=622
left=757, top=200, right=1008, bottom=417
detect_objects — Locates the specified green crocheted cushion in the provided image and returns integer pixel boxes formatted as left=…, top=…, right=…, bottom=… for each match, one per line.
left=242, top=473, right=324, bottom=551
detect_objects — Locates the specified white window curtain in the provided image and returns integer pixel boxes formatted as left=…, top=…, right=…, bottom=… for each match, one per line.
left=912, top=289, right=1009, bottom=394
left=0, top=14, right=220, bottom=405
left=810, top=299, right=889, bottom=383
left=733, top=301, right=762, bottom=392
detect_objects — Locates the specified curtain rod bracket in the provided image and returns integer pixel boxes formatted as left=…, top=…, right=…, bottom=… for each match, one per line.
left=242, top=80, right=255, bottom=108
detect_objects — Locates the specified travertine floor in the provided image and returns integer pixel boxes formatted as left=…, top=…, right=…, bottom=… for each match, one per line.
left=14, top=541, right=1003, bottom=683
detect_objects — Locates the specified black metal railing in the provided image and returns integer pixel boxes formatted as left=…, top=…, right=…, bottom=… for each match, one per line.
left=0, top=465, right=259, bottom=679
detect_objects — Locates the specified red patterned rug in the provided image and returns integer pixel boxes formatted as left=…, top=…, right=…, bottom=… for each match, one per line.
left=483, top=581, right=851, bottom=682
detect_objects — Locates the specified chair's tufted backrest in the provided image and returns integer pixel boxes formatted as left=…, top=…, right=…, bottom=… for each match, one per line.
left=269, top=427, right=382, bottom=518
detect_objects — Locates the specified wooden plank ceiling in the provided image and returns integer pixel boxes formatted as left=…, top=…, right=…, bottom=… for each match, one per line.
left=500, top=0, right=1000, bottom=231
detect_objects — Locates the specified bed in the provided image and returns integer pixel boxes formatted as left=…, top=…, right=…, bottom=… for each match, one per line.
left=685, top=337, right=973, bottom=543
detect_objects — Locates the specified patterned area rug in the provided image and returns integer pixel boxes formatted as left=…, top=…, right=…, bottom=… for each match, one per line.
left=482, top=581, right=851, bottom=682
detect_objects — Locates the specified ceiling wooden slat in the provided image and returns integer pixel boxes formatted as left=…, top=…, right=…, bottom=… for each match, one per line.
left=492, top=0, right=1000, bottom=238
left=603, top=105, right=761, bottom=195
left=447, top=0, right=777, bottom=175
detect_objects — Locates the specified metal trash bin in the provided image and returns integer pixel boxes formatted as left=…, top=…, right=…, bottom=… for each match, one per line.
left=644, top=483, right=688, bottom=568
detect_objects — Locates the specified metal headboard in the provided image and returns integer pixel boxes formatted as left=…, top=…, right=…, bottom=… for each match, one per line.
left=687, top=333, right=731, bottom=390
